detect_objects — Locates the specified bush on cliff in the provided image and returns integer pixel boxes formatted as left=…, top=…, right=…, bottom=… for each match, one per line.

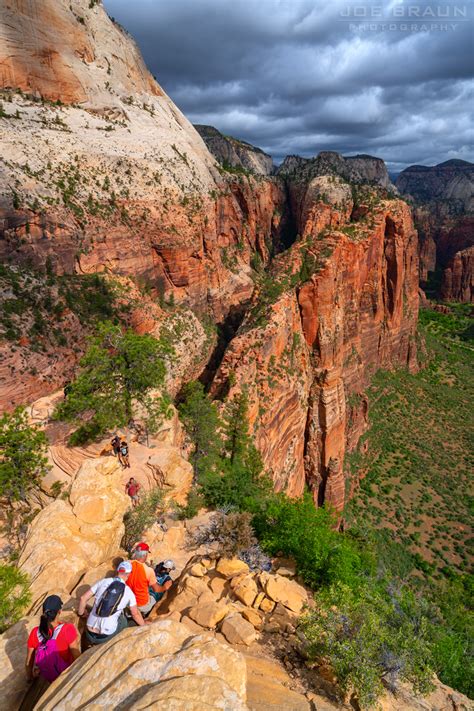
left=300, top=581, right=434, bottom=708
left=253, top=494, right=369, bottom=589
left=0, top=564, right=31, bottom=632
left=0, top=408, right=49, bottom=505
left=179, top=385, right=272, bottom=511
left=122, top=487, right=164, bottom=552
left=55, top=322, right=173, bottom=444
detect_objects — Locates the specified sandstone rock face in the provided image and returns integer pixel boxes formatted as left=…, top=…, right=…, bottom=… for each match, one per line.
left=278, top=150, right=394, bottom=189
left=0, top=0, right=161, bottom=105
left=35, top=620, right=249, bottom=710
left=18, top=457, right=129, bottom=612
left=212, top=192, right=419, bottom=509
left=397, top=160, right=474, bottom=302
left=0, top=1, right=287, bottom=324
left=146, top=447, right=194, bottom=505
left=195, top=124, right=274, bottom=176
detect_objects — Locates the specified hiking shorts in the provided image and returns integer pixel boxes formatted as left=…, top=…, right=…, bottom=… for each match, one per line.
left=138, top=594, right=156, bottom=616
left=86, top=612, right=128, bottom=646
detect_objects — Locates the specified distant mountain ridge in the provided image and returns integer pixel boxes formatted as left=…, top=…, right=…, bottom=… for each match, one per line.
left=194, top=124, right=274, bottom=176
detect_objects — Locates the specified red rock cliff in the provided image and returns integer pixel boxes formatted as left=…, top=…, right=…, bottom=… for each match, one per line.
left=211, top=190, right=419, bottom=511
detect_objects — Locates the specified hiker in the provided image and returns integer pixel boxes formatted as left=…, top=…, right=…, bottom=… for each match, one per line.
left=25, top=595, right=80, bottom=683
left=119, top=440, right=130, bottom=469
left=150, top=559, right=175, bottom=603
left=127, top=543, right=172, bottom=616
left=77, top=560, right=147, bottom=646
left=125, top=477, right=140, bottom=507
left=111, top=434, right=121, bottom=458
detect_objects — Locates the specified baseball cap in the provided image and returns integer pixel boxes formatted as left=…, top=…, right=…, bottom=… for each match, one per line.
left=117, top=560, right=133, bottom=574
left=163, top=559, right=176, bottom=570
left=42, top=595, right=63, bottom=613
left=135, top=542, right=150, bottom=552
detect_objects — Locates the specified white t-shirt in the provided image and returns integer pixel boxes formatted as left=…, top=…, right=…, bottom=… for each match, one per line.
left=86, top=577, right=137, bottom=635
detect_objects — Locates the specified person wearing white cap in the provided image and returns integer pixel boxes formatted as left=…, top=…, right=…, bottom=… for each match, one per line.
left=77, top=560, right=148, bottom=646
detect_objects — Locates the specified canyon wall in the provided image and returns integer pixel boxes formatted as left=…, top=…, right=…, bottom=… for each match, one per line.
left=0, top=0, right=287, bottom=320
left=212, top=178, right=419, bottom=511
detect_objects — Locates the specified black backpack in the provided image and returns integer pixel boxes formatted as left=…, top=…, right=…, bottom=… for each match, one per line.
left=95, top=580, right=126, bottom=617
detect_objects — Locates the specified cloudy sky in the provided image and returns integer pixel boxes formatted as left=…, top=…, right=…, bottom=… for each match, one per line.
left=104, top=0, right=473, bottom=171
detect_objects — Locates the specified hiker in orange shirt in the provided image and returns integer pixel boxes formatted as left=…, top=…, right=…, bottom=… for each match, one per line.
left=127, top=543, right=172, bottom=616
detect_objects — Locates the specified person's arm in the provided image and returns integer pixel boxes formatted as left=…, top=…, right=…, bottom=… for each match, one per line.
left=68, top=634, right=81, bottom=661
left=150, top=578, right=172, bottom=593
left=77, top=587, right=94, bottom=617
left=129, top=605, right=147, bottom=626
left=25, top=647, right=37, bottom=681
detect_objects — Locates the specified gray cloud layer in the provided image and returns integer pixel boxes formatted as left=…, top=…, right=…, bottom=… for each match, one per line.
left=104, top=0, right=474, bottom=170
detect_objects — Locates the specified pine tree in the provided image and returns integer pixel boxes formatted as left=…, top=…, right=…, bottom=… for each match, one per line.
left=55, top=321, right=172, bottom=444
left=178, top=381, right=222, bottom=480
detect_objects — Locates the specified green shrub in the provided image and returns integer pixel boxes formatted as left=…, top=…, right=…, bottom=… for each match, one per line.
left=122, top=488, right=164, bottom=552
left=0, top=408, right=49, bottom=505
left=300, top=581, right=434, bottom=708
left=0, top=564, right=31, bottom=632
left=175, top=486, right=204, bottom=520
left=253, top=494, right=368, bottom=588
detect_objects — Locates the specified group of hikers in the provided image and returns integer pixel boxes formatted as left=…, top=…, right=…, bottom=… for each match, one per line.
left=25, top=544, right=175, bottom=686
left=111, top=435, right=130, bottom=469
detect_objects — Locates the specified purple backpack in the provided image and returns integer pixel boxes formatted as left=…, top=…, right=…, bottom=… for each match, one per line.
left=35, top=623, right=69, bottom=682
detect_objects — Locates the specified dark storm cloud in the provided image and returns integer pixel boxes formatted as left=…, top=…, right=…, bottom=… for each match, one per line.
left=104, top=0, right=474, bottom=170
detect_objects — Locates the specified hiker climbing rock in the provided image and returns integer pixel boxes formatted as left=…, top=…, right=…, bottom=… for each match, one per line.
left=150, top=559, right=175, bottom=603
left=127, top=543, right=172, bottom=616
left=25, top=595, right=80, bottom=683
left=125, top=477, right=141, bottom=507
left=77, top=561, right=147, bottom=646
left=119, top=440, right=130, bottom=469
left=111, top=434, right=121, bottom=458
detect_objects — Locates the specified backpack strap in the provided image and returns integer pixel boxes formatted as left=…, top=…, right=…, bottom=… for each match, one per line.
left=52, top=623, right=64, bottom=640
left=37, top=622, right=64, bottom=645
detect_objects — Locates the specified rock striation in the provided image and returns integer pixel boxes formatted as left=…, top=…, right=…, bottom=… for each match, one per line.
left=195, top=124, right=274, bottom=176
left=212, top=176, right=418, bottom=509
left=396, top=160, right=474, bottom=302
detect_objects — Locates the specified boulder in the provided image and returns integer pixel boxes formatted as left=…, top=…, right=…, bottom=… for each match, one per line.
left=35, top=620, right=248, bottom=710
left=18, top=457, right=129, bottom=612
left=262, top=574, right=307, bottom=613
left=221, top=614, right=257, bottom=646
left=216, top=558, right=250, bottom=578
left=240, top=606, right=264, bottom=629
left=233, top=576, right=258, bottom=607
left=209, top=576, right=228, bottom=598
left=259, top=596, right=275, bottom=614
left=188, top=601, right=229, bottom=628
left=189, top=562, right=207, bottom=577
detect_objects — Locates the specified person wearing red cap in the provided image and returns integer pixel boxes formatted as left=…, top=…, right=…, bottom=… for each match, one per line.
left=127, top=543, right=172, bottom=615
